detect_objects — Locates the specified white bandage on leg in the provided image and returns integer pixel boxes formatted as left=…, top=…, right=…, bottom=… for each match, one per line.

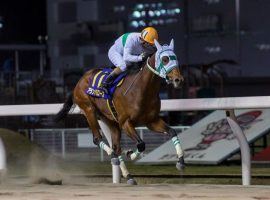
left=171, top=136, right=184, bottom=158
left=130, top=149, right=141, bottom=160
left=99, top=141, right=113, bottom=155
left=118, top=156, right=129, bottom=178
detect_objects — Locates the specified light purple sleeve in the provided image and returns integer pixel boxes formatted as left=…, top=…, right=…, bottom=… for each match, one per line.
left=123, top=37, right=143, bottom=63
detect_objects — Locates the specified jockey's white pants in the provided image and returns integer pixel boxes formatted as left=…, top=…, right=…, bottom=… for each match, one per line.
left=108, top=46, right=127, bottom=71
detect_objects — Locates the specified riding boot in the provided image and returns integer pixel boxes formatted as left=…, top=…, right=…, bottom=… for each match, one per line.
left=102, top=67, right=123, bottom=94
left=102, top=73, right=117, bottom=93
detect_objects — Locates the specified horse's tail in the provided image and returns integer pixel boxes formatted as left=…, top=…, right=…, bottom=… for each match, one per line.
left=54, top=93, right=74, bottom=122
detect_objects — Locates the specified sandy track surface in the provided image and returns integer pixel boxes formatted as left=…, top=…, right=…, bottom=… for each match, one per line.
left=0, top=179, right=270, bottom=200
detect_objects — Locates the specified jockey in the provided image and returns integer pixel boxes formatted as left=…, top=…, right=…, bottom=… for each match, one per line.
left=102, top=27, right=158, bottom=93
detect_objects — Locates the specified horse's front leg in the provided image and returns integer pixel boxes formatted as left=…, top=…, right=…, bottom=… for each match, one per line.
left=101, top=118, right=137, bottom=185
left=122, top=119, right=145, bottom=160
left=147, top=118, right=185, bottom=170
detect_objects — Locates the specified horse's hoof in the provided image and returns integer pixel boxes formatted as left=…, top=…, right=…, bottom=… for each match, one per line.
left=126, top=150, right=133, bottom=159
left=127, top=179, right=137, bottom=185
left=176, top=157, right=185, bottom=171
left=176, top=162, right=185, bottom=170
left=126, top=174, right=137, bottom=185
left=137, top=141, right=145, bottom=152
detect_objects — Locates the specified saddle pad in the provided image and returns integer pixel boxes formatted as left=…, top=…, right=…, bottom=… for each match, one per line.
left=85, top=68, right=126, bottom=99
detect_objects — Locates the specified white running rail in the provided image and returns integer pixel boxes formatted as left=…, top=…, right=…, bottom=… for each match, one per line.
left=2, top=96, right=270, bottom=185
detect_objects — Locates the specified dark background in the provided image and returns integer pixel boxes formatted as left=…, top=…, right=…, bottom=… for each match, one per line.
left=0, top=0, right=47, bottom=43
left=1, top=0, right=270, bottom=126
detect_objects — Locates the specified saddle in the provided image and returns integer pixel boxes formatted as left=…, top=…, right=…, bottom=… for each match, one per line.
left=85, top=68, right=126, bottom=100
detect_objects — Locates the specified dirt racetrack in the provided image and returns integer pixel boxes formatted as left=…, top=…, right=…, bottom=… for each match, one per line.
left=0, top=177, right=270, bottom=200
left=1, top=129, right=270, bottom=199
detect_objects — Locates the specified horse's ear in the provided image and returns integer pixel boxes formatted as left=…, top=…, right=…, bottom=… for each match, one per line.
left=154, top=39, right=162, bottom=51
left=169, top=39, right=174, bottom=50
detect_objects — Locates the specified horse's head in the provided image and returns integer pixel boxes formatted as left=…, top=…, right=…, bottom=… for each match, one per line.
left=148, top=39, right=184, bottom=89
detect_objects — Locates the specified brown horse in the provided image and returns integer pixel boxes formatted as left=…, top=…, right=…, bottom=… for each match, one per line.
left=55, top=39, right=185, bottom=184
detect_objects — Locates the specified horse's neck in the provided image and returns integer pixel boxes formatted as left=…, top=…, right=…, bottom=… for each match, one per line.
left=138, top=54, right=161, bottom=96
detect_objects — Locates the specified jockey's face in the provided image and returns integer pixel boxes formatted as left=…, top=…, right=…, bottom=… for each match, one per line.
left=140, top=38, right=156, bottom=51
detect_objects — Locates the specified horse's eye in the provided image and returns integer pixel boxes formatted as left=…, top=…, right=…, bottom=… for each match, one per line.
left=162, top=56, right=169, bottom=65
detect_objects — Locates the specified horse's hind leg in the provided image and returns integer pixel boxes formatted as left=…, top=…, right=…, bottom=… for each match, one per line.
left=101, top=118, right=137, bottom=185
left=79, top=104, right=114, bottom=156
left=147, top=118, right=185, bottom=170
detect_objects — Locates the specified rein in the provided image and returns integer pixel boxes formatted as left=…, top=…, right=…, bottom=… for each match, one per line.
left=123, top=49, right=176, bottom=95
left=123, top=67, right=143, bottom=96
left=146, top=57, right=160, bottom=76
left=123, top=56, right=155, bottom=96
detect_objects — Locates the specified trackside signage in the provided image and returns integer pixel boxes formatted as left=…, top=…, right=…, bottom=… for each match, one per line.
left=137, top=109, right=270, bottom=164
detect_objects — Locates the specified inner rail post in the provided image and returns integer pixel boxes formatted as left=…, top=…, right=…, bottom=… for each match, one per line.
left=226, top=109, right=251, bottom=186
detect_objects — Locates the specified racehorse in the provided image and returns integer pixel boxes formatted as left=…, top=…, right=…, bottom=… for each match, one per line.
left=55, top=39, right=185, bottom=184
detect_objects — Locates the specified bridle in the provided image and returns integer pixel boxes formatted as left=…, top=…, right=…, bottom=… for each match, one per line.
left=146, top=48, right=178, bottom=82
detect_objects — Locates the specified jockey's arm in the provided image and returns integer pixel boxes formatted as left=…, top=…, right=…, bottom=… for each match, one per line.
left=123, top=46, right=143, bottom=63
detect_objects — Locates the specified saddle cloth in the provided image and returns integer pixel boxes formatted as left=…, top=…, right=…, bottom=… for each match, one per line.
left=85, top=68, right=126, bottom=99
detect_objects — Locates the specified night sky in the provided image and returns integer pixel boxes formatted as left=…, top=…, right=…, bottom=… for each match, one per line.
left=0, top=0, right=46, bottom=44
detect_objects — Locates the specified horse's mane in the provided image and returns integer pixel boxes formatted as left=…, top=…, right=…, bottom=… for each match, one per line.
left=127, top=52, right=155, bottom=75
left=126, top=61, right=145, bottom=75
left=91, top=65, right=143, bottom=76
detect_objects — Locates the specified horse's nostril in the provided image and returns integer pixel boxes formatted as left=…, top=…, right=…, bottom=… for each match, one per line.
left=175, top=78, right=180, bottom=83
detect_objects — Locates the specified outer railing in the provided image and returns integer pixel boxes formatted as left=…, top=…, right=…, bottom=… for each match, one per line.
left=18, top=126, right=189, bottom=161
left=2, top=96, right=270, bottom=185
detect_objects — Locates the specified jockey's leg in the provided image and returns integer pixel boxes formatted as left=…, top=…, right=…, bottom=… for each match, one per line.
left=105, top=67, right=122, bottom=85
left=102, top=67, right=122, bottom=94
left=147, top=118, right=185, bottom=170
left=122, top=119, right=145, bottom=160
left=103, top=47, right=127, bottom=93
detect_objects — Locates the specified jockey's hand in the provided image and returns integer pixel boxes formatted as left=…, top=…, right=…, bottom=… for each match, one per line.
left=140, top=52, right=149, bottom=61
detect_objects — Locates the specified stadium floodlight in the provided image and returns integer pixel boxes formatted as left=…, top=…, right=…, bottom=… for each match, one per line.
left=136, top=4, right=144, bottom=10
left=161, top=9, right=166, bottom=15
left=148, top=10, right=155, bottom=17
left=166, top=18, right=176, bottom=24
left=120, top=6, right=125, bottom=11
left=139, top=20, right=146, bottom=26
left=155, top=10, right=161, bottom=17
left=152, top=20, right=158, bottom=25
left=175, top=8, right=181, bottom=14
left=130, top=20, right=139, bottom=28
left=113, top=5, right=125, bottom=12
left=151, top=3, right=156, bottom=8
left=0, top=16, right=3, bottom=29
left=141, top=11, right=146, bottom=17
left=132, top=11, right=141, bottom=18
left=159, top=19, right=164, bottom=25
